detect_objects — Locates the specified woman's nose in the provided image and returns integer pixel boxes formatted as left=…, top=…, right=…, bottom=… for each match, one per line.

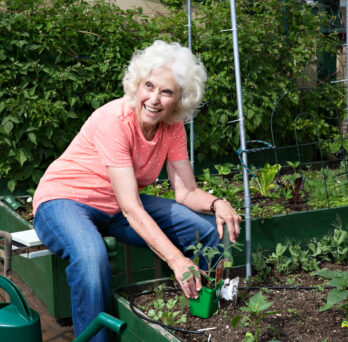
left=149, top=91, right=160, bottom=104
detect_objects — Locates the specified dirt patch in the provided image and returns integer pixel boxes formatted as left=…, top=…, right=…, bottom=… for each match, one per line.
left=132, top=263, right=348, bottom=342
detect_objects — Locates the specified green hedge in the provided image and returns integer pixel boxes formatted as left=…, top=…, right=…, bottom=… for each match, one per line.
left=0, top=0, right=344, bottom=193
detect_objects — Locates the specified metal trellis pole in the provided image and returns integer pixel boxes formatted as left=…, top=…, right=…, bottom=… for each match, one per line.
left=187, top=0, right=195, bottom=170
left=229, top=0, right=252, bottom=278
left=346, top=1, right=348, bottom=126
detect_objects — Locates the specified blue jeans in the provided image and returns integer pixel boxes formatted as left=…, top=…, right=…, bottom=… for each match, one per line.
left=33, top=195, right=220, bottom=342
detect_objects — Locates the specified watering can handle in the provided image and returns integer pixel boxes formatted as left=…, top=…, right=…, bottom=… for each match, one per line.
left=0, top=275, right=33, bottom=320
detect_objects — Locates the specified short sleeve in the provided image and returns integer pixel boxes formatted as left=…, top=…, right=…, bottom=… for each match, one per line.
left=167, top=122, right=189, bottom=161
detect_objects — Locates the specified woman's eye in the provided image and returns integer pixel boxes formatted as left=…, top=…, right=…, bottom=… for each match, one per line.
left=145, top=82, right=152, bottom=88
left=162, top=90, right=173, bottom=96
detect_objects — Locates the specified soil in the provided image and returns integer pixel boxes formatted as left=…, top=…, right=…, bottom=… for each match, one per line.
left=132, top=263, right=348, bottom=342
left=16, top=204, right=34, bottom=224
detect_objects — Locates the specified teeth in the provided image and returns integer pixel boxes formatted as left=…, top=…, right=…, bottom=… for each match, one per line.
left=145, top=105, right=161, bottom=113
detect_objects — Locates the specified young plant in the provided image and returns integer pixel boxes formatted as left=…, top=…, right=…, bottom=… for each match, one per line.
left=197, top=165, right=244, bottom=205
left=250, top=163, right=281, bottom=197
left=316, top=216, right=348, bottom=264
left=251, top=250, right=272, bottom=281
left=184, top=241, right=243, bottom=288
left=288, top=243, right=320, bottom=272
left=147, top=295, right=187, bottom=326
left=231, top=291, right=279, bottom=342
left=311, top=269, right=348, bottom=322
left=182, top=266, right=200, bottom=284
left=265, top=242, right=292, bottom=274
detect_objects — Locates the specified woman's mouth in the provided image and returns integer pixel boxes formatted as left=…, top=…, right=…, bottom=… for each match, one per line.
left=144, top=104, right=161, bottom=113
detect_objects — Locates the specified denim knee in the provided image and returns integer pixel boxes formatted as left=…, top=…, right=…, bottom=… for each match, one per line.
left=66, top=247, right=111, bottom=289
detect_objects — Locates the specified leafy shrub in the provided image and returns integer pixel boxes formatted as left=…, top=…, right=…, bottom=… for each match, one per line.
left=0, top=0, right=344, bottom=192
left=0, top=0, right=155, bottom=191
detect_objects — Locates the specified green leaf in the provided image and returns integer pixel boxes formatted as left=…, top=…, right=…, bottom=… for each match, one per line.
left=28, top=132, right=37, bottom=145
left=0, top=102, right=5, bottom=113
left=231, top=315, right=243, bottom=327
left=320, top=289, right=348, bottom=311
left=3, top=121, right=13, bottom=135
left=17, top=150, right=28, bottom=166
left=7, top=179, right=16, bottom=193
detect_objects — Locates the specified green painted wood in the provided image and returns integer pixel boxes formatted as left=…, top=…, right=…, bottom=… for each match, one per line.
left=112, top=294, right=180, bottom=342
left=0, top=202, right=65, bottom=318
left=233, top=206, right=348, bottom=266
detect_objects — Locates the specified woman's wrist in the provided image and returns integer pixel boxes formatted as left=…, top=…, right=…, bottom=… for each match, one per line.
left=166, top=251, right=184, bottom=269
left=210, top=198, right=225, bottom=213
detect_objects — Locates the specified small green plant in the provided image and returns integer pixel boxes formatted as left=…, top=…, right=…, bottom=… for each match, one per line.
left=315, top=216, right=348, bottom=264
left=153, top=283, right=169, bottom=299
left=266, top=242, right=292, bottom=274
left=141, top=181, right=175, bottom=199
left=197, top=164, right=244, bottom=206
left=250, top=163, right=281, bottom=197
left=146, top=295, right=187, bottom=326
left=288, top=243, right=320, bottom=272
left=311, top=269, right=348, bottom=322
left=182, top=266, right=200, bottom=283
left=231, top=291, right=279, bottom=342
left=184, top=241, right=243, bottom=288
left=287, top=307, right=299, bottom=316
left=251, top=250, right=272, bottom=281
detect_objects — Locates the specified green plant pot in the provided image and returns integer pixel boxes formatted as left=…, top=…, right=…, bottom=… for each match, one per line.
left=189, top=280, right=223, bottom=319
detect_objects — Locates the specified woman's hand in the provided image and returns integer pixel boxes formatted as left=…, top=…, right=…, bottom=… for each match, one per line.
left=213, top=199, right=242, bottom=243
left=168, top=254, right=201, bottom=299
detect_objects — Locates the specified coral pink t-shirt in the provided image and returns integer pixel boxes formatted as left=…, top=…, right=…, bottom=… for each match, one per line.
left=33, top=97, right=189, bottom=215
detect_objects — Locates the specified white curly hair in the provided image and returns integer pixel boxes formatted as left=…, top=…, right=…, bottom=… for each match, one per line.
left=123, top=40, right=207, bottom=123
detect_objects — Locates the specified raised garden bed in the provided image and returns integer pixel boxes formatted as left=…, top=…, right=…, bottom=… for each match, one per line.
left=1, top=160, right=348, bottom=326
left=113, top=262, right=348, bottom=342
left=112, top=214, right=348, bottom=341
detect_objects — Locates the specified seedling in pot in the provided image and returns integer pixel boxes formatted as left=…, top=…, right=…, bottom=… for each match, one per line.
left=183, top=241, right=242, bottom=319
left=184, top=242, right=242, bottom=288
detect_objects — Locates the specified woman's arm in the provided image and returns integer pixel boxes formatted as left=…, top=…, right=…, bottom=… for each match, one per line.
left=107, top=166, right=201, bottom=298
left=167, top=159, right=241, bottom=243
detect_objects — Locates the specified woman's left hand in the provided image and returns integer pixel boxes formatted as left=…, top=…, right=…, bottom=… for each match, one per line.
left=213, top=199, right=242, bottom=243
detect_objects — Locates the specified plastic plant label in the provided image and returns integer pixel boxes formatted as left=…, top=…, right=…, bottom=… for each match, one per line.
left=215, top=259, right=224, bottom=283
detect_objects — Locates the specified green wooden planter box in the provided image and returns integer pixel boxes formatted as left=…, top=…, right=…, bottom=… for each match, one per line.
left=0, top=200, right=171, bottom=319
left=1, top=197, right=348, bottom=321
left=112, top=279, right=180, bottom=342
left=111, top=206, right=348, bottom=341
left=233, top=205, right=348, bottom=268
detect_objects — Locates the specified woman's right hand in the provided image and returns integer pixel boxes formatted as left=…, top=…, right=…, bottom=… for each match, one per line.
left=168, top=254, right=201, bottom=299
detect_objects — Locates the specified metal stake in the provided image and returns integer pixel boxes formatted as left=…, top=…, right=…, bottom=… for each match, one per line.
left=228, top=0, right=252, bottom=278
left=187, top=0, right=195, bottom=171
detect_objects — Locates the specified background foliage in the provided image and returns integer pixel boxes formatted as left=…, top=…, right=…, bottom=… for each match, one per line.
left=0, top=0, right=345, bottom=192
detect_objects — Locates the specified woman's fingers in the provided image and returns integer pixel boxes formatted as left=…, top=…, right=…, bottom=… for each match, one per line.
left=171, top=256, right=201, bottom=299
left=214, top=199, right=242, bottom=242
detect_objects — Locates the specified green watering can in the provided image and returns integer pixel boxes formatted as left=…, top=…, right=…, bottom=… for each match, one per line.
left=0, top=275, right=126, bottom=342
left=0, top=275, right=42, bottom=342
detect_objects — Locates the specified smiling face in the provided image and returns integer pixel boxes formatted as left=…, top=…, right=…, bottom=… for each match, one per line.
left=135, top=67, right=181, bottom=135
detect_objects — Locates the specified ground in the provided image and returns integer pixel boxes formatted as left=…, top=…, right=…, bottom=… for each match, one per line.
left=0, top=262, right=74, bottom=342
left=132, top=263, right=348, bottom=342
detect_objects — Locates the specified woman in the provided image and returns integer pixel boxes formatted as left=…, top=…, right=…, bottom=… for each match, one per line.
left=33, top=40, right=241, bottom=341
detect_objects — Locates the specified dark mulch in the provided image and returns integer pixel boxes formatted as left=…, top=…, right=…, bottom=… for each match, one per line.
left=132, top=263, right=348, bottom=342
